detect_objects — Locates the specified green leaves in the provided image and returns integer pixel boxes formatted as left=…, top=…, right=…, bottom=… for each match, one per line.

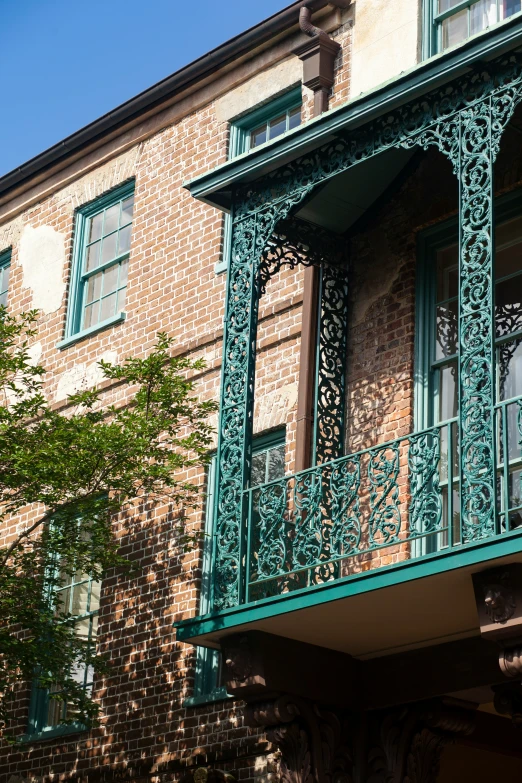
left=0, top=311, right=217, bottom=739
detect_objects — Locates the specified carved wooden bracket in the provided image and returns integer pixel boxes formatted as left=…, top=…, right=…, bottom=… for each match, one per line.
left=472, top=565, right=522, bottom=679
left=365, top=700, right=476, bottom=783
left=245, top=694, right=354, bottom=783
left=494, top=682, right=522, bottom=728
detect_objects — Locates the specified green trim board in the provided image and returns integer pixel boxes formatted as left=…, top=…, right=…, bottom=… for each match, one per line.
left=185, top=15, right=522, bottom=210
left=184, top=429, right=285, bottom=704
left=64, top=180, right=134, bottom=341
left=0, top=247, right=11, bottom=307
left=175, top=526, right=522, bottom=643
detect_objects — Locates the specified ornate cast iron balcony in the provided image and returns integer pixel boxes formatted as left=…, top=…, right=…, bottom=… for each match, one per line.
left=211, top=393, right=521, bottom=607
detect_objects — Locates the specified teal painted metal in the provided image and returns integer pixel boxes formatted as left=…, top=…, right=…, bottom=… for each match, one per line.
left=314, top=263, right=349, bottom=466
left=210, top=54, right=522, bottom=614
left=246, top=422, right=448, bottom=599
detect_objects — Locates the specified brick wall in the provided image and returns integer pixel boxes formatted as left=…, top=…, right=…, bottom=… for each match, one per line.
left=0, top=17, right=353, bottom=783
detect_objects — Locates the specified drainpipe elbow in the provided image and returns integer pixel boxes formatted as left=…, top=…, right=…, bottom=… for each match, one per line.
left=299, top=6, right=326, bottom=39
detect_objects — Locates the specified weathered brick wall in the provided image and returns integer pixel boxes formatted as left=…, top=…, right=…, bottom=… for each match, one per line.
left=0, top=17, right=353, bottom=783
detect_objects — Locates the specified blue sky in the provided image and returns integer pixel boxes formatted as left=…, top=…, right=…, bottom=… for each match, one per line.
left=0, top=0, right=292, bottom=176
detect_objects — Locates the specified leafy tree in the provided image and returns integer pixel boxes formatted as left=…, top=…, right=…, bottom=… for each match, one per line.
left=0, top=308, right=217, bottom=738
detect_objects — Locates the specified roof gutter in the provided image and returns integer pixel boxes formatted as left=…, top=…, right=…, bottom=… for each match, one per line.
left=0, top=1, right=349, bottom=199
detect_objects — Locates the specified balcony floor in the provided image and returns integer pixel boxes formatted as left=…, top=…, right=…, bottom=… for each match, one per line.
left=176, top=531, right=522, bottom=659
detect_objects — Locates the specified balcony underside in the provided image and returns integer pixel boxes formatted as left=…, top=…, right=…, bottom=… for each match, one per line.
left=176, top=532, right=522, bottom=659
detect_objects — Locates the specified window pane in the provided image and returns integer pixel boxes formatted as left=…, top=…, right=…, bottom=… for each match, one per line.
left=103, top=204, right=119, bottom=236
left=121, top=196, right=134, bottom=225
left=439, top=0, right=463, bottom=11
left=470, top=0, right=497, bottom=34
left=288, top=106, right=301, bottom=130
left=101, top=232, right=118, bottom=265
left=436, top=244, right=458, bottom=300
left=268, top=114, right=287, bottom=140
left=71, top=581, right=89, bottom=616
left=442, top=9, right=468, bottom=49
left=439, top=362, right=458, bottom=421
left=88, top=213, right=103, bottom=243
left=496, top=274, right=522, bottom=338
left=0, top=291, right=6, bottom=307
left=118, top=224, right=132, bottom=255
left=86, top=272, right=102, bottom=305
left=47, top=691, right=65, bottom=727
left=119, top=259, right=129, bottom=287
left=116, top=287, right=127, bottom=312
left=251, top=125, right=267, bottom=148
left=83, top=303, right=98, bottom=329
left=436, top=301, right=458, bottom=359
left=103, top=264, right=119, bottom=296
left=100, top=292, right=117, bottom=322
left=251, top=452, right=266, bottom=486
left=503, top=0, right=522, bottom=17
left=89, top=582, right=100, bottom=613
left=86, top=241, right=101, bottom=272
left=499, top=337, right=522, bottom=400
left=267, top=445, right=285, bottom=482
left=1, top=265, right=10, bottom=293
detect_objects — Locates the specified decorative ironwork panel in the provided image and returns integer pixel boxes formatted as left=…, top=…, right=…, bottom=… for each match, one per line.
left=314, top=263, right=349, bottom=465
left=245, top=423, right=450, bottom=598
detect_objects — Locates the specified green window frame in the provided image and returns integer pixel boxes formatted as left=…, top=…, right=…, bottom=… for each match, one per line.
left=215, top=88, right=302, bottom=274
left=26, top=565, right=101, bottom=741
left=416, top=190, right=522, bottom=545
left=59, top=181, right=134, bottom=349
left=0, top=248, right=11, bottom=308
left=184, top=428, right=286, bottom=707
left=423, top=0, right=522, bottom=57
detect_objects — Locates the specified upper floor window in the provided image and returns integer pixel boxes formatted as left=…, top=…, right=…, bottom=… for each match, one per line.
left=230, top=87, right=302, bottom=158
left=62, top=181, right=134, bottom=345
left=0, top=249, right=11, bottom=307
left=428, top=0, right=521, bottom=53
left=215, top=89, right=302, bottom=274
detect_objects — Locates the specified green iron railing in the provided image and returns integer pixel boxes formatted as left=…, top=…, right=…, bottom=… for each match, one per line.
left=235, top=395, right=522, bottom=604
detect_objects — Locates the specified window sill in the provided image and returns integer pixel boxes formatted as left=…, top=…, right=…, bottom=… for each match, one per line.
left=214, top=260, right=227, bottom=275
left=183, top=687, right=233, bottom=708
left=57, top=312, right=126, bottom=350
left=18, top=722, right=87, bottom=745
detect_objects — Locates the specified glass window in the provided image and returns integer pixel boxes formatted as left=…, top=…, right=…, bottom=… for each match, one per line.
left=28, top=563, right=100, bottom=736
left=419, top=201, right=522, bottom=543
left=215, top=90, right=303, bottom=275
left=432, top=0, right=521, bottom=53
left=0, top=249, right=11, bottom=308
left=66, top=182, right=134, bottom=338
left=186, top=430, right=286, bottom=706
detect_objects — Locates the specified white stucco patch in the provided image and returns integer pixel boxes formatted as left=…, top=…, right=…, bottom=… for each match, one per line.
left=19, top=224, right=66, bottom=314
left=55, top=351, right=118, bottom=402
left=215, top=57, right=302, bottom=123
left=350, top=0, right=419, bottom=97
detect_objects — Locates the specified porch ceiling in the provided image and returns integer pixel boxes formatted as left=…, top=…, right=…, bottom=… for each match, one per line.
left=295, top=147, right=415, bottom=233
left=184, top=16, right=522, bottom=212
